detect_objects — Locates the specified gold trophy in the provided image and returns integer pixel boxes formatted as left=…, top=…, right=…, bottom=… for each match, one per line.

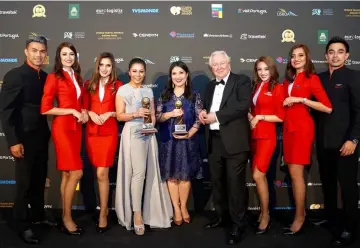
left=140, top=97, right=157, bottom=134
left=173, top=100, right=188, bottom=135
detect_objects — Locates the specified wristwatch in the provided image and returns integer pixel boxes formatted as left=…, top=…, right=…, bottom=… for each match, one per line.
left=352, top=139, right=359, bottom=145
left=260, top=115, right=265, bottom=121
left=302, top=98, right=308, bottom=104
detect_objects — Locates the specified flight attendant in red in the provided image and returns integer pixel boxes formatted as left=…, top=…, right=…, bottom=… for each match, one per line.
left=41, top=42, right=87, bottom=235
left=82, top=52, right=123, bottom=233
left=282, top=44, right=332, bottom=235
left=248, top=56, right=285, bottom=235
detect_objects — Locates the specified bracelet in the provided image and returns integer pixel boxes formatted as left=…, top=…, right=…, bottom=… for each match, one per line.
left=302, top=98, right=308, bottom=104
left=132, top=112, right=136, bottom=119
left=260, top=115, right=265, bottom=121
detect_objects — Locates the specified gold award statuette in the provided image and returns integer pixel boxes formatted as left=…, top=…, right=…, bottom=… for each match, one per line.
left=141, top=97, right=157, bottom=134
left=173, top=100, right=188, bottom=135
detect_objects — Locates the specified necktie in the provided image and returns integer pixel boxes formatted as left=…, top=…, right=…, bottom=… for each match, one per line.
left=216, top=79, right=225, bottom=85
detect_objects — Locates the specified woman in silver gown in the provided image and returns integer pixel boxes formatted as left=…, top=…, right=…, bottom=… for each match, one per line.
left=114, top=58, right=173, bottom=235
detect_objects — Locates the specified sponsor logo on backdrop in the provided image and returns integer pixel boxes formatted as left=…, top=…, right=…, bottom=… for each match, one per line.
left=69, top=4, right=79, bottom=19
left=312, top=8, right=334, bottom=16
left=169, top=31, right=195, bottom=38
left=96, top=31, right=123, bottom=40
left=132, top=8, right=159, bottom=14
left=281, top=29, right=295, bottom=43
left=96, top=8, right=123, bottom=15
left=0, top=58, right=18, bottom=63
left=170, top=56, right=192, bottom=63
left=0, top=202, right=14, bottom=208
left=115, top=57, right=124, bottom=63
left=135, top=57, right=155, bottom=64
left=0, top=180, right=16, bottom=184
left=240, top=33, right=266, bottom=40
left=203, top=55, right=231, bottom=64
left=0, top=33, right=19, bottom=39
left=0, top=10, right=18, bottom=15
left=0, top=155, right=15, bottom=161
left=310, top=204, right=324, bottom=209
left=307, top=182, right=322, bottom=186
left=143, top=84, right=158, bottom=89
left=43, top=56, right=49, bottom=65
left=240, top=58, right=258, bottom=63
left=277, top=8, right=297, bottom=16
left=344, top=8, right=360, bottom=17
left=29, top=32, right=49, bottom=40
left=344, top=35, right=360, bottom=40
left=248, top=206, right=261, bottom=210
left=132, top=33, right=159, bottom=38
left=274, top=180, right=291, bottom=188
left=345, top=59, right=360, bottom=65
left=45, top=177, right=51, bottom=188
left=276, top=57, right=288, bottom=64
left=32, top=4, right=46, bottom=18
left=311, top=60, right=327, bottom=64
left=272, top=206, right=295, bottom=210
left=64, top=32, right=85, bottom=39
left=72, top=205, right=86, bottom=210
left=203, top=33, right=232, bottom=38
left=246, top=183, right=256, bottom=187
left=211, top=4, right=223, bottom=18
left=318, top=30, right=328, bottom=44
left=170, top=6, right=192, bottom=15
left=237, top=8, right=267, bottom=15
left=44, top=205, right=53, bottom=209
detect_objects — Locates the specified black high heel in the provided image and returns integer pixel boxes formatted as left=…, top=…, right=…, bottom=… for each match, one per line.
left=256, top=220, right=271, bottom=235
left=96, top=216, right=110, bottom=234
left=96, top=223, right=109, bottom=234
left=60, top=222, right=82, bottom=236
left=282, top=220, right=307, bottom=236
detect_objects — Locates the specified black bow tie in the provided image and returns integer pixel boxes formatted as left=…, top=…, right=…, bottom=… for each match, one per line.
left=216, top=80, right=225, bottom=85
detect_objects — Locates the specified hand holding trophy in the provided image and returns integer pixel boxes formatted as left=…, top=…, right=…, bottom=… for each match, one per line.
left=140, top=97, right=157, bottom=134
left=173, top=100, right=188, bottom=135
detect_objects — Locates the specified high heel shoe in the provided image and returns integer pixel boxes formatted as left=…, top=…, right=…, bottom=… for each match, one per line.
left=133, top=218, right=145, bottom=236
left=60, top=222, right=82, bottom=236
left=282, top=220, right=307, bottom=236
left=181, top=208, right=191, bottom=224
left=255, top=220, right=271, bottom=235
left=96, top=223, right=109, bottom=234
left=173, top=218, right=184, bottom=226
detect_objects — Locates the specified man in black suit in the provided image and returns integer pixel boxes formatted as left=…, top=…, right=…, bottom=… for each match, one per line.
left=199, top=51, right=252, bottom=245
left=0, top=36, right=54, bottom=244
left=315, top=36, right=360, bottom=246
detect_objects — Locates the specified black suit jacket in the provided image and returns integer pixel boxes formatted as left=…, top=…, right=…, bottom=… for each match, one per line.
left=315, top=66, right=360, bottom=149
left=203, top=72, right=252, bottom=155
left=0, top=63, right=50, bottom=147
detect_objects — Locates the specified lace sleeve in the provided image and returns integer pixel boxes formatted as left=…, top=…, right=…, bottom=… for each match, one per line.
left=156, top=96, right=164, bottom=121
left=193, top=92, right=203, bottom=129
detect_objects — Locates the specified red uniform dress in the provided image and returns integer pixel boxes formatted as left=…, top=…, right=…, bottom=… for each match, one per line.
left=82, top=80, right=123, bottom=167
left=41, top=71, right=83, bottom=171
left=251, top=82, right=285, bottom=173
left=283, top=72, right=332, bottom=165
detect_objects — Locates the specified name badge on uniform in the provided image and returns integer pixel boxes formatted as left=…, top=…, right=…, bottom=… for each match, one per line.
left=264, top=92, right=273, bottom=96
left=295, top=85, right=300, bottom=89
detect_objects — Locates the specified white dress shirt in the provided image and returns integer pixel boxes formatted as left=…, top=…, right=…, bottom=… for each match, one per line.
left=63, top=68, right=81, bottom=99
left=288, top=83, right=294, bottom=96
left=99, top=79, right=108, bottom=102
left=209, top=72, right=230, bottom=130
left=253, top=82, right=265, bottom=105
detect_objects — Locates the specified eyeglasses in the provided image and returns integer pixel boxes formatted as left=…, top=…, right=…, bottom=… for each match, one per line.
left=211, top=61, right=228, bottom=68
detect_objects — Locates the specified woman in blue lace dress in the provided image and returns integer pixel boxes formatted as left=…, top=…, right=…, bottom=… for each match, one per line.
left=156, top=61, right=203, bottom=225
